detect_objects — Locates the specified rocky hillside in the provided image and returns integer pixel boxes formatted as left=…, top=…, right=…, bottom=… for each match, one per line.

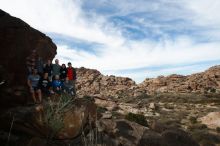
left=76, top=65, right=220, bottom=98
left=139, top=65, right=220, bottom=94
left=0, top=9, right=56, bottom=105
left=76, top=67, right=141, bottom=98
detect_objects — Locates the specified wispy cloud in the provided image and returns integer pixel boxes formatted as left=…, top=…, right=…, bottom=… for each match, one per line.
left=0, top=0, right=220, bottom=82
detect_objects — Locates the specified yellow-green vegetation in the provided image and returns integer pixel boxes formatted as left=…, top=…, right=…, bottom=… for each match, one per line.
left=189, top=116, right=197, bottom=124
left=188, top=123, right=207, bottom=131
left=216, top=127, right=220, bottom=133
left=97, top=106, right=108, bottom=113
left=44, top=94, right=74, bottom=138
left=125, top=112, right=148, bottom=127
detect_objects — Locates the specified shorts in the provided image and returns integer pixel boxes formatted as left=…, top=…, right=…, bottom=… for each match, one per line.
left=31, top=86, right=40, bottom=92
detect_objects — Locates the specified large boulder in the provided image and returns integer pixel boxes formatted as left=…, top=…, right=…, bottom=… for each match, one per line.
left=199, top=112, right=220, bottom=129
left=97, top=119, right=199, bottom=146
left=76, top=67, right=140, bottom=98
left=138, top=129, right=199, bottom=146
left=0, top=9, right=56, bottom=106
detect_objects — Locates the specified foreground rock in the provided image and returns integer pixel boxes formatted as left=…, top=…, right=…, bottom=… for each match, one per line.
left=97, top=119, right=199, bottom=146
left=0, top=97, right=97, bottom=145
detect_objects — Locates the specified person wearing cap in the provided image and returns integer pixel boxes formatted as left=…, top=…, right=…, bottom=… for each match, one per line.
left=67, top=62, right=76, bottom=96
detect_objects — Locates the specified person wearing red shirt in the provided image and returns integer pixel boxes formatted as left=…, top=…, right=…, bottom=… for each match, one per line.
left=67, top=62, right=76, bottom=96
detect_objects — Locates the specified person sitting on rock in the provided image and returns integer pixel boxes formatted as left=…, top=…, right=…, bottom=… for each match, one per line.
left=60, top=64, right=67, bottom=82
left=63, top=77, right=75, bottom=96
left=27, top=68, right=42, bottom=104
left=38, top=72, right=51, bottom=96
left=44, top=59, right=53, bottom=81
left=52, top=75, right=63, bottom=94
left=52, top=59, right=61, bottom=80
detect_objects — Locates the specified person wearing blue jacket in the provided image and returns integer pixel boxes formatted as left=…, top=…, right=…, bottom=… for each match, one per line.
left=52, top=75, right=63, bottom=94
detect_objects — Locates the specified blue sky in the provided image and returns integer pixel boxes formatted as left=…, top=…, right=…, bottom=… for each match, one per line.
left=1, top=0, right=220, bottom=83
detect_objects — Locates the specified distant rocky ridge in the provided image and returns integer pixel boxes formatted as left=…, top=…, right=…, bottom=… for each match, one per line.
left=76, top=65, right=220, bottom=97
left=139, top=65, right=220, bottom=94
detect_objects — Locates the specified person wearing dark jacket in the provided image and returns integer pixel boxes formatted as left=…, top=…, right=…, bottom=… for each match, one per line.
left=67, top=62, right=76, bottom=96
left=44, top=60, right=52, bottom=81
left=39, top=72, right=51, bottom=95
left=36, top=56, right=44, bottom=77
left=60, top=64, right=67, bottom=82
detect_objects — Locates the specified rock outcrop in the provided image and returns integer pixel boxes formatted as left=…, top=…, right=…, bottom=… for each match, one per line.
left=139, top=65, right=220, bottom=94
left=199, top=112, right=220, bottom=129
left=76, top=65, right=220, bottom=98
left=76, top=67, right=141, bottom=98
left=0, top=9, right=57, bottom=105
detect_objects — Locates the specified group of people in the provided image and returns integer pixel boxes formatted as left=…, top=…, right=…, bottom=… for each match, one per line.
left=27, top=57, right=76, bottom=104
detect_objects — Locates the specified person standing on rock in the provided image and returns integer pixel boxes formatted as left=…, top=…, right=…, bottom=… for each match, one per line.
left=27, top=68, right=42, bottom=104
left=44, top=60, right=53, bottom=81
left=67, top=62, right=76, bottom=96
left=60, top=64, right=67, bottom=82
left=52, top=59, right=61, bottom=80
left=36, top=56, right=44, bottom=77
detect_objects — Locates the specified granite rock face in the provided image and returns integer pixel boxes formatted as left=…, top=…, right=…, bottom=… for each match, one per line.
left=0, top=9, right=57, bottom=105
left=76, top=66, right=220, bottom=98
left=139, top=65, right=220, bottom=94
left=76, top=67, right=139, bottom=98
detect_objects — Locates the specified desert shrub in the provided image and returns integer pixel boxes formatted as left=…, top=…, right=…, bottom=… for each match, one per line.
left=188, top=124, right=207, bottom=131
left=189, top=116, right=197, bottom=124
left=97, top=106, right=108, bottom=113
left=216, top=127, right=220, bottom=133
left=83, top=95, right=94, bottom=101
left=137, top=93, right=151, bottom=99
left=125, top=112, right=148, bottom=127
left=44, top=94, right=74, bottom=138
left=164, top=103, right=174, bottom=109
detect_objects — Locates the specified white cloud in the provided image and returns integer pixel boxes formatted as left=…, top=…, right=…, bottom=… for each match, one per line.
left=184, top=0, right=220, bottom=26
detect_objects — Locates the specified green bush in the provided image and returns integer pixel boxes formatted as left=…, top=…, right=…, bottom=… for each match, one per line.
left=97, top=106, right=108, bottom=113
left=125, top=112, right=148, bottom=127
left=216, top=127, right=220, bottom=133
left=189, top=116, right=197, bottom=124
left=188, top=124, right=207, bottom=131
